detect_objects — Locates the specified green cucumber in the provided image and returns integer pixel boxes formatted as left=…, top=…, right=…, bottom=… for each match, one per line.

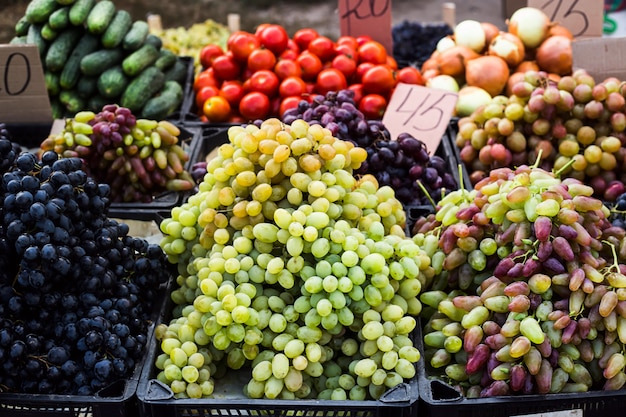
left=48, top=6, right=70, bottom=30
left=45, top=70, right=61, bottom=96
left=15, top=16, right=31, bottom=37
left=101, top=10, right=132, bottom=49
left=87, top=94, right=109, bottom=112
left=154, top=49, right=177, bottom=71
left=141, top=80, right=183, bottom=120
left=97, top=65, right=129, bottom=98
left=59, top=89, right=86, bottom=114
left=25, top=0, right=59, bottom=24
left=143, top=34, right=163, bottom=50
left=76, top=75, right=98, bottom=98
left=40, top=22, right=58, bottom=41
left=163, top=58, right=190, bottom=85
left=26, top=24, right=47, bottom=61
left=60, top=33, right=100, bottom=89
left=120, top=66, right=165, bottom=112
left=45, top=27, right=82, bottom=72
left=122, top=20, right=149, bottom=51
left=69, top=0, right=95, bottom=26
left=10, top=36, right=28, bottom=45
left=121, top=43, right=159, bottom=77
left=80, top=48, right=124, bottom=76
left=86, top=0, right=116, bottom=35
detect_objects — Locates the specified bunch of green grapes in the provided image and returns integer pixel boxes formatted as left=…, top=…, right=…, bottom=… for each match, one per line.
left=153, top=118, right=426, bottom=400
left=412, top=162, right=626, bottom=397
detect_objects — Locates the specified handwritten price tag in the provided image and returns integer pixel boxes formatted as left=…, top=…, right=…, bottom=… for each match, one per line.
left=528, top=0, right=603, bottom=38
left=0, top=44, right=52, bottom=124
left=338, top=0, right=393, bottom=53
left=382, top=83, right=457, bottom=152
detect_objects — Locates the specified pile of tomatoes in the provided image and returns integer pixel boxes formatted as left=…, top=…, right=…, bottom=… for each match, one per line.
left=193, top=24, right=425, bottom=123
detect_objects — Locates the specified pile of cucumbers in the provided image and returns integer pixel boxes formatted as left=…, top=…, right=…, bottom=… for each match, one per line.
left=11, top=0, right=189, bottom=120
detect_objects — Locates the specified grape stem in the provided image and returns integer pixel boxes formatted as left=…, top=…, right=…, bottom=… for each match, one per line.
left=416, top=180, right=437, bottom=210
left=552, top=158, right=576, bottom=179
left=602, top=239, right=621, bottom=274
left=531, top=149, right=543, bottom=169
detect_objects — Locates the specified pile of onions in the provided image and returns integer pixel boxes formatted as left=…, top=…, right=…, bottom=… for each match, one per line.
left=507, top=6, right=552, bottom=49
left=437, top=45, right=480, bottom=78
left=453, top=19, right=486, bottom=53
left=488, top=32, right=525, bottom=67
left=465, top=55, right=510, bottom=97
left=535, top=35, right=572, bottom=75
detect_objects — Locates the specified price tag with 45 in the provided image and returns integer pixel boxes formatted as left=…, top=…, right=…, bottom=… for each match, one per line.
left=382, top=83, right=458, bottom=152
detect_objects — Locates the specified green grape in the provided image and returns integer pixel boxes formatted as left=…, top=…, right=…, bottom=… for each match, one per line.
left=164, top=364, right=183, bottom=381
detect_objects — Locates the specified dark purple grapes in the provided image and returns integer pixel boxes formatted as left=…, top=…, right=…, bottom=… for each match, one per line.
left=392, top=20, right=453, bottom=68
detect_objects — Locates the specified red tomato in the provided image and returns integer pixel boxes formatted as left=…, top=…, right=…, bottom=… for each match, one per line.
left=227, top=113, right=246, bottom=124
left=296, top=52, right=323, bottom=81
left=228, top=32, right=260, bottom=62
left=199, top=44, right=224, bottom=69
left=195, top=85, right=220, bottom=111
left=362, top=65, right=396, bottom=95
left=274, top=59, right=302, bottom=80
left=257, top=24, right=289, bottom=55
left=270, top=96, right=282, bottom=117
left=286, top=39, right=300, bottom=54
left=212, top=54, right=241, bottom=81
left=279, top=76, right=307, bottom=98
left=358, top=40, right=388, bottom=65
left=279, top=96, right=302, bottom=116
left=334, top=43, right=356, bottom=59
left=396, top=66, right=425, bottom=86
left=358, top=93, right=387, bottom=119
left=279, top=49, right=298, bottom=61
left=254, top=23, right=271, bottom=37
left=331, top=54, right=357, bottom=81
left=293, top=28, right=320, bottom=51
left=203, top=95, right=231, bottom=122
left=219, top=80, right=245, bottom=107
left=247, top=48, right=277, bottom=72
left=356, top=35, right=373, bottom=46
left=307, top=36, right=336, bottom=63
left=247, top=70, right=280, bottom=98
left=315, top=68, right=347, bottom=96
left=239, top=91, right=271, bottom=121
left=355, top=62, right=375, bottom=82
left=348, top=83, right=364, bottom=105
left=386, top=55, right=398, bottom=70
left=193, top=68, right=219, bottom=92
left=336, top=36, right=358, bottom=50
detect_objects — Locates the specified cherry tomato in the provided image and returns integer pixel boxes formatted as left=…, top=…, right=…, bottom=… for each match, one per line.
left=257, top=24, right=289, bottom=55
left=228, top=31, right=260, bottom=63
left=199, top=44, right=224, bottom=69
left=358, top=40, right=388, bottom=65
left=362, top=65, right=396, bottom=95
left=247, top=48, right=277, bottom=72
left=396, top=66, right=425, bottom=86
left=212, top=54, right=241, bottom=81
left=247, top=70, right=280, bottom=98
left=355, top=62, right=376, bottom=83
left=195, top=85, right=220, bottom=111
left=193, top=68, right=219, bottom=92
left=239, top=91, right=271, bottom=121
left=315, top=68, right=347, bottom=96
left=203, top=95, right=231, bottom=122
left=279, top=76, right=307, bottom=98
left=358, top=93, right=387, bottom=119
left=293, top=28, right=320, bottom=51
left=331, top=54, right=357, bottom=81
left=219, top=80, right=245, bottom=107
left=279, top=96, right=302, bottom=117
left=274, top=59, right=302, bottom=80
left=296, top=52, right=323, bottom=81
left=307, top=36, right=336, bottom=63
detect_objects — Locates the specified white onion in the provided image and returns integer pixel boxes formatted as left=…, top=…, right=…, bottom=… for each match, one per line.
left=508, top=7, right=551, bottom=49
left=436, top=36, right=456, bottom=53
left=426, top=74, right=460, bottom=93
left=454, top=20, right=486, bottom=53
left=455, top=86, right=492, bottom=117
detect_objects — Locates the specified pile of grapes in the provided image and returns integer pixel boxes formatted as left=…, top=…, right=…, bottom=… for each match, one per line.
left=40, top=104, right=195, bottom=203
left=281, top=90, right=459, bottom=207
left=0, top=138, right=171, bottom=395
left=154, top=118, right=426, bottom=400
left=455, top=69, right=626, bottom=201
left=392, top=20, right=453, bottom=68
left=411, top=163, right=626, bottom=397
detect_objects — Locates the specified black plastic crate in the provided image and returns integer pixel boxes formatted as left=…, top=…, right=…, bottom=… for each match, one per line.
left=5, top=121, right=54, bottom=150
left=405, top=205, right=436, bottom=237
left=443, top=117, right=472, bottom=192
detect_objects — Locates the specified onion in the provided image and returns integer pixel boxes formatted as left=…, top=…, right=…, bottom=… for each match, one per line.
left=421, top=68, right=441, bottom=81
left=465, top=55, right=510, bottom=97
left=437, top=45, right=480, bottom=78
left=421, top=54, right=440, bottom=72
left=514, top=60, right=539, bottom=73
left=506, top=71, right=526, bottom=96
left=481, top=22, right=500, bottom=46
left=455, top=86, right=492, bottom=117
left=436, top=35, right=456, bottom=53
left=454, top=20, right=487, bottom=53
left=489, top=32, right=525, bottom=67
left=535, top=35, right=572, bottom=75
left=426, top=74, right=460, bottom=93
left=549, top=24, right=574, bottom=39
left=508, top=7, right=552, bottom=49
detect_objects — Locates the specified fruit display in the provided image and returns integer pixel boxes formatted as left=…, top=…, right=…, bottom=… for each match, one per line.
left=40, top=104, right=195, bottom=203
left=12, top=0, right=189, bottom=119
left=151, top=118, right=426, bottom=400
left=454, top=69, right=626, bottom=201
left=0, top=137, right=171, bottom=395
left=391, top=20, right=453, bottom=69
left=421, top=7, right=574, bottom=117
left=413, top=163, right=626, bottom=397
left=150, top=18, right=230, bottom=74
left=193, top=25, right=425, bottom=123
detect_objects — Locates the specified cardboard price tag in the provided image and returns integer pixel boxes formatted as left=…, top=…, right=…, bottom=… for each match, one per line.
left=382, top=83, right=457, bottom=152
left=0, top=44, right=52, bottom=124
left=528, top=0, right=603, bottom=38
left=338, top=0, right=393, bottom=53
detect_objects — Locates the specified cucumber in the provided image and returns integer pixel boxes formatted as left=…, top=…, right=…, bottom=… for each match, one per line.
left=164, top=58, right=189, bottom=85
left=69, top=0, right=95, bottom=26
left=97, top=65, right=129, bottom=98
left=10, top=36, right=28, bottom=45
left=121, top=66, right=165, bottom=112
left=48, top=6, right=70, bottom=30
left=15, top=16, right=31, bottom=37
left=122, top=20, right=149, bottom=51
left=56, top=0, right=77, bottom=5
left=122, top=43, right=159, bottom=77
left=40, top=22, right=58, bottom=41
left=154, top=49, right=177, bottom=71
left=76, top=75, right=98, bottom=98
left=60, top=33, right=100, bottom=89
left=26, top=24, right=47, bottom=61
left=80, top=48, right=124, bottom=76
left=86, top=0, right=116, bottom=35
left=50, top=96, right=65, bottom=119
left=25, top=0, right=59, bottom=24
left=101, top=10, right=132, bottom=49
left=45, top=70, right=61, bottom=96
left=87, top=94, right=109, bottom=112
left=45, top=27, right=82, bottom=72
left=59, top=89, right=86, bottom=114
left=144, top=34, right=163, bottom=50
left=141, top=80, right=183, bottom=120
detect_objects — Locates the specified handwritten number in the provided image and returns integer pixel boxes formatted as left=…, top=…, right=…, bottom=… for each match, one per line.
left=340, top=0, right=390, bottom=33
left=394, top=89, right=454, bottom=132
left=540, top=0, right=589, bottom=36
left=4, top=53, right=31, bottom=96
